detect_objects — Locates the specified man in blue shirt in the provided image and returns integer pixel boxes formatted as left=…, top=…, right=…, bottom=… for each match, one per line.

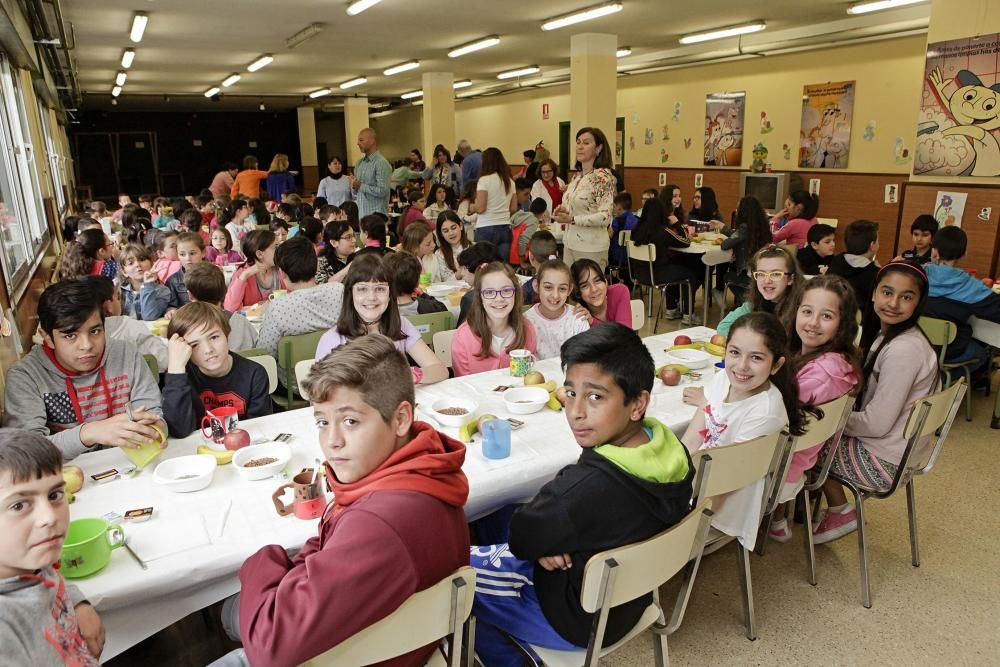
left=458, top=139, right=482, bottom=183
left=349, top=128, right=391, bottom=218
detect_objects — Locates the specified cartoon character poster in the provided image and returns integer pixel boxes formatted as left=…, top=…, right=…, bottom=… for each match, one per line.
left=799, top=81, right=855, bottom=169
left=916, top=33, right=1000, bottom=177
left=703, top=92, right=745, bottom=167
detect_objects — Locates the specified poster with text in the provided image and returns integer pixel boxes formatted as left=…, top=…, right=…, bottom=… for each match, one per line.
left=704, top=92, right=745, bottom=166
left=916, top=33, right=1000, bottom=177
left=799, top=81, right=855, bottom=169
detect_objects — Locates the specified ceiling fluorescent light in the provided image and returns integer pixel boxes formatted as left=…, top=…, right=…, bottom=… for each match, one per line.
left=309, top=88, right=332, bottom=98
left=347, top=0, right=383, bottom=16
left=286, top=23, right=323, bottom=49
left=497, top=66, right=540, bottom=80
left=130, top=12, right=148, bottom=43
left=340, top=77, right=367, bottom=89
left=616, top=47, right=632, bottom=57
left=111, top=86, right=122, bottom=97
left=204, top=87, right=220, bottom=97
left=384, top=60, right=419, bottom=76
left=679, top=21, right=766, bottom=45
left=847, top=0, right=925, bottom=14
left=448, top=36, right=500, bottom=58
left=453, top=79, right=473, bottom=89
left=115, top=71, right=127, bottom=86
left=222, top=73, right=241, bottom=87
left=247, top=55, right=273, bottom=72
left=400, top=90, right=423, bottom=100
left=121, top=49, right=135, bottom=69
left=542, top=2, right=623, bottom=31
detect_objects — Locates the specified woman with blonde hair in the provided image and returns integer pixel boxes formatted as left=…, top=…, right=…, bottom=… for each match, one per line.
left=266, top=153, right=297, bottom=202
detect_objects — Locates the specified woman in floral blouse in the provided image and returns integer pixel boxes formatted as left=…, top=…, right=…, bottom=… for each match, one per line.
left=552, top=127, right=616, bottom=268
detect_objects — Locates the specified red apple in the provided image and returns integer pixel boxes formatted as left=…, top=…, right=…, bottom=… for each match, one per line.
left=710, top=334, right=727, bottom=347
left=659, top=367, right=682, bottom=386
left=223, top=428, right=251, bottom=451
left=674, top=335, right=692, bottom=346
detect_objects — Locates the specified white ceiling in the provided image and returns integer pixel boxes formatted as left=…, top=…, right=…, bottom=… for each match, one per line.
left=62, top=0, right=932, bottom=111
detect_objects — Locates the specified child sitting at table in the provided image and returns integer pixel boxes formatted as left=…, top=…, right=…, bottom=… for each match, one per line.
left=716, top=244, right=805, bottom=337
left=524, top=259, right=590, bottom=359
left=184, top=263, right=258, bottom=352
left=315, top=255, right=447, bottom=385
left=3, top=281, right=165, bottom=459
left=455, top=241, right=499, bottom=325
left=630, top=197, right=702, bottom=322
left=150, top=229, right=181, bottom=283
left=206, top=227, right=243, bottom=265
left=384, top=251, right=448, bottom=318
left=0, top=429, right=106, bottom=665
left=161, top=302, right=272, bottom=438
left=164, top=231, right=207, bottom=312
left=84, top=275, right=168, bottom=373
left=60, top=228, right=119, bottom=281
left=433, top=210, right=471, bottom=284
left=471, top=323, right=693, bottom=665
left=119, top=243, right=170, bottom=320
left=224, top=230, right=286, bottom=311
left=521, top=230, right=558, bottom=305
left=570, top=258, right=633, bottom=329
left=609, top=191, right=638, bottom=273
left=898, top=214, right=937, bottom=266
left=795, top=223, right=836, bottom=276
left=400, top=222, right=446, bottom=284
left=826, top=219, right=880, bottom=350
left=452, top=261, right=538, bottom=377
left=211, top=335, right=470, bottom=667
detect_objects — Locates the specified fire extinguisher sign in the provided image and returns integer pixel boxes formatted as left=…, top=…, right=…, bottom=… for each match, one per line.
left=542, top=103, right=549, bottom=120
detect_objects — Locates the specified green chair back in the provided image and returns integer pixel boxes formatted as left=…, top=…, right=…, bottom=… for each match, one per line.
left=405, top=311, right=453, bottom=346
left=275, top=331, right=326, bottom=409
left=236, top=347, right=269, bottom=358
left=142, top=353, right=159, bottom=377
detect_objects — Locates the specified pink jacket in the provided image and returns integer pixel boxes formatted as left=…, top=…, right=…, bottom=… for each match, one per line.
left=224, top=265, right=286, bottom=311
left=785, top=352, right=859, bottom=483
left=771, top=217, right=817, bottom=249
left=451, top=321, right=538, bottom=377
left=154, top=258, right=182, bottom=284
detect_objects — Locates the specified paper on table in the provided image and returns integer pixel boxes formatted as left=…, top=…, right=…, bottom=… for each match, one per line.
left=127, top=516, right=211, bottom=562
left=463, top=433, right=541, bottom=472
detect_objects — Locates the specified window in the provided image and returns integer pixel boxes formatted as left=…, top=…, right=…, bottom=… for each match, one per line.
left=2, top=62, right=47, bottom=251
left=38, top=103, right=66, bottom=212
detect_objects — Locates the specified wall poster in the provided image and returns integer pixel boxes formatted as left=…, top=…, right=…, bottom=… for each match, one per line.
left=703, top=91, right=745, bottom=167
left=799, top=80, right=855, bottom=169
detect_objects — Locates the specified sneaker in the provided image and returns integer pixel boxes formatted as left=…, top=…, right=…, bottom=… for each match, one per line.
left=663, top=307, right=682, bottom=320
left=813, top=507, right=858, bottom=544
left=768, top=519, right=792, bottom=543
left=712, top=289, right=726, bottom=307
left=682, top=312, right=703, bottom=326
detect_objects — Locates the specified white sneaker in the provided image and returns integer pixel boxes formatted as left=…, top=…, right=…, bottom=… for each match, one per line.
left=682, top=312, right=703, bottom=326
left=663, top=307, right=682, bottom=320
left=713, top=289, right=726, bottom=307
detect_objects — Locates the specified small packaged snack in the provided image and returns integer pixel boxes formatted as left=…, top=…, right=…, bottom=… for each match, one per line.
left=124, top=507, right=154, bottom=523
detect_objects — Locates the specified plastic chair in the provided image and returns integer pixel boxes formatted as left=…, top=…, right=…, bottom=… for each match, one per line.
left=918, top=316, right=976, bottom=421
left=407, top=311, right=454, bottom=346
left=626, top=240, right=692, bottom=333
left=519, top=503, right=715, bottom=667
left=607, top=229, right=631, bottom=285
left=294, top=359, right=317, bottom=401
left=668, top=430, right=792, bottom=641
left=828, top=379, right=966, bottom=608
left=432, top=329, right=456, bottom=368
left=275, top=331, right=326, bottom=410
left=236, top=347, right=269, bottom=358
left=141, top=353, right=159, bottom=378
left=301, top=566, right=476, bottom=667
left=629, top=299, right=645, bottom=331
left=242, top=352, right=278, bottom=394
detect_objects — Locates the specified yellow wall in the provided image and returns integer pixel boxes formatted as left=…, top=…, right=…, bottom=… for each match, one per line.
left=370, top=107, right=423, bottom=164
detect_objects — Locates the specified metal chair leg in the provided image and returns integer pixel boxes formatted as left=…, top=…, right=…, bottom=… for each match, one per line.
left=964, top=367, right=973, bottom=422
left=735, top=542, right=756, bottom=640
left=802, top=489, right=818, bottom=586
left=852, top=492, right=872, bottom=608
left=906, top=480, right=921, bottom=567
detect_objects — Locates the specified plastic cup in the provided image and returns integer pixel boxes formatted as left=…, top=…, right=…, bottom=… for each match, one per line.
left=482, top=420, right=512, bottom=460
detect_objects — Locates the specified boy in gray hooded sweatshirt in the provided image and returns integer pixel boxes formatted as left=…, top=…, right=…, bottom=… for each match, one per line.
left=0, top=429, right=104, bottom=664
left=3, top=280, right=166, bottom=461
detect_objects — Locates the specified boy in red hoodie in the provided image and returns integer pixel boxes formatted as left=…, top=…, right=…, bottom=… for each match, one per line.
left=211, top=334, right=470, bottom=667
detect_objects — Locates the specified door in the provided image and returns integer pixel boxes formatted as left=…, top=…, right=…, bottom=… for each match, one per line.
left=558, top=121, right=571, bottom=181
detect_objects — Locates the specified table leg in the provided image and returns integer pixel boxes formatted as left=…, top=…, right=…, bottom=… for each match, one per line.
left=703, top=264, right=711, bottom=325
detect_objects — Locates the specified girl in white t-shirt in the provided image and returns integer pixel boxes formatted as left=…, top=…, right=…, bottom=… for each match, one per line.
left=524, top=260, right=591, bottom=359
left=681, top=311, right=809, bottom=548
left=473, top=147, right=517, bottom=261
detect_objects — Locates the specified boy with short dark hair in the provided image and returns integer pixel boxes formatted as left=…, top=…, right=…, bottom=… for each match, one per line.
left=212, top=335, right=470, bottom=667
left=165, top=231, right=206, bottom=311
left=796, top=222, right=837, bottom=275
left=455, top=241, right=500, bottom=325
left=83, top=275, right=168, bottom=371
left=827, top=219, right=881, bottom=349
left=184, top=263, right=258, bottom=352
left=0, top=429, right=105, bottom=665
left=162, top=302, right=272, bottom=437
left=521, top=230, right=559, bottom=305
left=924, top=225, right=1000, bottom=387
left=384, top=251, right=448, bottom=318
left=509, top=195, right=543, bottom=266
left=609, top=191, right=639, bottom=269
left=471, top=323, right=693, bottom=665
left=514, top=177, right=532, bottom=212
left=3, top=281, right=165, bottom=459
left=900, top=214, right=938, bottom=265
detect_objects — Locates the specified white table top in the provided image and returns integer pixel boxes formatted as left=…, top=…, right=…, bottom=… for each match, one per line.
left=71, top=326, right=718, bottom=660
left=971, top=316, right=1000, bottom=348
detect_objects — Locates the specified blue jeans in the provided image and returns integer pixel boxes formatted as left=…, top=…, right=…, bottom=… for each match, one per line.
left=945, top=338, right=990, bottom=381
left=470, top=544, right=580, bottom=667
left=207, top=595, right=249, bottom=667
left=475, top=225, right=512, bottom=265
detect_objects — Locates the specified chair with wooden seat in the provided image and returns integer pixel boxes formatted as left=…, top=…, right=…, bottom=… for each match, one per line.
left=301, top=566, right=477, bottom=667
left=240, top=351, right=278, bottom=394
left=918, top=316, right=976, bottom=421
left=629, top=299, right=645, bottom=331
left=407, top=311, right=454, bottom=346
left=828, top=379, right=966, bottom=608
left=517, top=502, right=715, bottom=667
left=626, top=240, right=693, bottom=333
left=275, top=331, right=326, bottom=410
left=432, top=329, right=456, bottom=369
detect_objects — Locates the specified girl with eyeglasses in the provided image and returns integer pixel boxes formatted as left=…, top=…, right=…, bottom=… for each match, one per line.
left=452, top=262, right=537, bottom=377
left=315, top=220, right=357, bottom=284
left=716, top=244, right=805, bottom=337
left=315, top=255, right=447, bottom=385
left=60, top=228, right=119, bottom=281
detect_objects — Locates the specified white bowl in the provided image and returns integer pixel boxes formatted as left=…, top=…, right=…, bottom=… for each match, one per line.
left=664, top=348, right=713, bottom=369
left=232, top=442, right=292, bottom=481
left=503, top=387, right=550, bottom=415
left=429, top=397, right=479, bottom=427
left=425, top=283, right=455, bottom=298
left=153, top=454, right=216, bottom=492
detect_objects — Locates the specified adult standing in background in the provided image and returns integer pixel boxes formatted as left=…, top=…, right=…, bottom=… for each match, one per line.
left=316, top=155, right=352, bottom=206
left=230, top=155, right=269, bottom=199
left=349, top=128, right=391, bottom=218
left=552, top=127, right=616, bottom=269
left=529, top=158, right=565, bottom=216
left=516, top=149, right=535, bottom=179
left=410, top=148, right=426, bottom=171
left=424, top=145, right=462, bottom=196
left=473, top=147, right=517, bottom=261
left=209, top=162, right=238, bottom=198
left=458, top=139, right=482, bottom=183
left=265, top=154, right=298, bottom=202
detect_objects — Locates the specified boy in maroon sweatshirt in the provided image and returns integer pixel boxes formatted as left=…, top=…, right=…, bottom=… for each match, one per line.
left=211, top=334, right=470, bottom=667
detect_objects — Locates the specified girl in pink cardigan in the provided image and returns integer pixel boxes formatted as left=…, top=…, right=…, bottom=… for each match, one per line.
left=569, top=259, right=632, bottom=329
left=770, top=190, right=819, bottom=249
left=452, top=262, right=538, bottom=377
left=769, top=275, right=861, bottom=542
left=224, top=229, right=286, bottom=311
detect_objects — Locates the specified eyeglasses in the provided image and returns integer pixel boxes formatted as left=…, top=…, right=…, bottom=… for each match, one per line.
left=540, top=169, right=554, bottom=174
left=752, top=270, right=792, bottom=281
left=353, top=284, right=389, bottom=297
left=339, top=233, right=356, bottom=242
left=480, top=286, right=516, bottom=300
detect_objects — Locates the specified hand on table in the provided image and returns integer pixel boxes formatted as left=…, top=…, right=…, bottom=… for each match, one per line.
left=167, top=334, right=193, bottom=373
left=79, top=413, right=163, bottom=449
left=709, top=220, right=725, bottom=231
left=538, top=553, right=573, bottom=571
left=75, top=602, right=106, bottom=658
left=682, top=386, right=707, bottom=408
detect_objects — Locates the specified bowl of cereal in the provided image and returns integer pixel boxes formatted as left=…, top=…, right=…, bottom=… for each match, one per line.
left=232, top=442, right=292, bottom=481
left=429, top=397, right=479, bottom=427
left=153, top=454, right=216, bottom=492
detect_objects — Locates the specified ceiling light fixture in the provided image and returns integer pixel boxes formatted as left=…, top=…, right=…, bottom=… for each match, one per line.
left=115, top=71, right=127, bottom=86
left=204, top=87, right=220, bottom=97
left=616, top=47, right=632, bottom=57
left=346, top=0, right=383, bottom=16
left=130, top=12, right=148, bottom=43
left=453, top=79, right=473, bottom=89
left=497, top=66, right=540, bottom=80
left=222, top=73, right=241, bottom=87
left=384, top=60, right=419, bottom=76
left=111, top=85, right=122, bottom=97
left=247, top=55, right=273, bottom=72
left=541, top=2, right=623, bottom=31
left=340, top=77, right=367, bottom=89
left=846, top=0, right=925, bottom=14
left=121, top=49, right=135, bottom=69
left=286, top=23, right=323, bottom=49
left=448, top=35, right=500, bottom=58
left=400, top=90, right=423, bottom=100
left=309, top=88, right=332, bottom=98
left=679, top=20, right=766, bottom=45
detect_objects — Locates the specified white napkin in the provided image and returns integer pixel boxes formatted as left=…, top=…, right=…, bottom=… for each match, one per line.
left=126, top=516, right=211, bottom=562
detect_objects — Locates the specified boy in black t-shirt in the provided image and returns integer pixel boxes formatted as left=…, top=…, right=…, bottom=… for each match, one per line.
left=796, top=223, right=836, bottom=275
left=899, top=214, right=937, bottom=265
